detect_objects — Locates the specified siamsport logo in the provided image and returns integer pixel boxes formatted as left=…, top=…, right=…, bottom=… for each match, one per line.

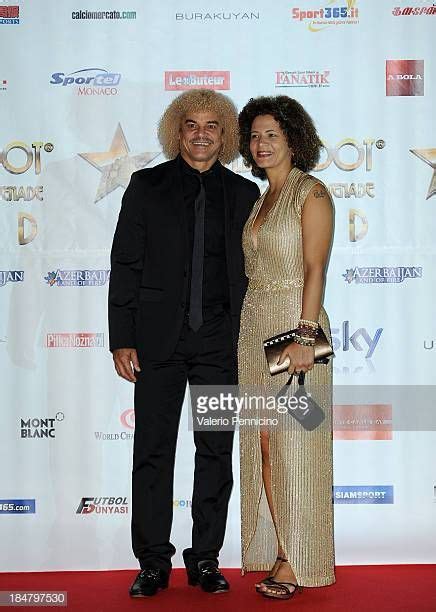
left=20, top=413, right=65, bottom=439
left=0, top=4, right=19, bottom=24
left=275, top=69, right=330, bottom=88
left=46, top=333, right=104, bottom=348
left=44, top=269, right=110, bottom=287
left=343, top=266, right=423, bottom=284
left=76, top=497, right=128, bottom=514
left=50, top=68, right=121, bottom=96
left=291, top=0, right=359, bottom=31
left=333, top=486, right=394, bottom=504
left=386, top=60, right=424, bottom=96
left=392, top=3, right=436, bottom=16
left=333, top=404, right=392, bottom=440
left=0, top=270, right=23, bottom=287
left=165, top=71, right=230, bottom=91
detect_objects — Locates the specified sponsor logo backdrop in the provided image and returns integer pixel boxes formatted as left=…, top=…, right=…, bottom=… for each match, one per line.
left=0, top=0, right=435, bottom=570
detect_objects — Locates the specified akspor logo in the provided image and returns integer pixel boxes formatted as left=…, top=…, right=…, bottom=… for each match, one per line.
left=386, top=60, right=424, bottom=96
left=44, top=269, right=110, bottom=287
left=76, top=497, right=128, bottom=514
left=165, top=71, right=230, bottom=91
left=291, top=1, right=359, bottom=31
left=333, top=485, right=394, bottom=504
left=0, top=270, right=23, bottom=287
left=50, top=68, right=121, bottom=96
left=20, top=414, right=64, bottom=439
left=343, top=266, right=423, bottom=284
left=331, top=321, right=383, bottom=358
left=0, top=499, right=35, bottom=514
left=0, top=5, right=19, bottom=24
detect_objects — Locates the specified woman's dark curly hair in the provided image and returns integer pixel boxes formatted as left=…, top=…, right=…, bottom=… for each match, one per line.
left=238, top=95, right=323, bottom=179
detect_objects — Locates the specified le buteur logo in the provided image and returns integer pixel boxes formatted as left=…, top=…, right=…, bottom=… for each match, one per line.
left=50, top=68, right=121, bottom=96
left=343, top=266, right=423, bottom=284
left=165, top=71, right=230, bottom=91
left=76, top=497, right=128, bottom=514
left=44, top=269, right=110, bottom=287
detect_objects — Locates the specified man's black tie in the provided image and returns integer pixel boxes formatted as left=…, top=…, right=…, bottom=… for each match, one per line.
left=189, top=173, right=206, bottom=331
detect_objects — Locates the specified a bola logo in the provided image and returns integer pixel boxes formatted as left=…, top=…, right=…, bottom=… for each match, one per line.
left=0, top=141, right=54, bottom=175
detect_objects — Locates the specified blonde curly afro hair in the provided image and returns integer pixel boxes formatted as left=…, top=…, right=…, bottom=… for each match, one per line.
left=158, top=89, right=239, bottom=164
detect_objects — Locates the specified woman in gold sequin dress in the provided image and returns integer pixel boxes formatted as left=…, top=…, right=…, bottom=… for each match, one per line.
left=237, top=96, right=335, bottom=600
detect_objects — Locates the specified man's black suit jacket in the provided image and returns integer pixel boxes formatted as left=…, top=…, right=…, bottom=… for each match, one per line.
left=108, top=158, right=260, bottom=361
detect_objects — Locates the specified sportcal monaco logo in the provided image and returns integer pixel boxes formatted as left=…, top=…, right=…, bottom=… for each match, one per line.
left=44, top=269, right=110, bottom=287
left=291, top=0, right=359, bottom=31
left=343, top=266, right=423, bottom=284
left=50, top=68, right=121, bottom=96
left=165, top=71, right=230, bottom=90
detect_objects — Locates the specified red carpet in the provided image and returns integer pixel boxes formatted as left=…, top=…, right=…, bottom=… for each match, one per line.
left=1, top=566, right=435, bottom=611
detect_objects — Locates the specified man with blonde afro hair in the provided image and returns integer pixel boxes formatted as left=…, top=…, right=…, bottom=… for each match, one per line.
left=109, top=89, right=259, bottom=597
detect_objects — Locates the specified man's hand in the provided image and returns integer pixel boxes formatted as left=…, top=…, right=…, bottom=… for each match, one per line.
left=113, top=348, right=141, bottom=382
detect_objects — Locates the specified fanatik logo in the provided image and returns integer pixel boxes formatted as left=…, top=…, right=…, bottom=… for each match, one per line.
left=343, top=266, right=423, bottom=284
left=386, top=60, right=424, bottom=96
left=0, top=270, right=23, bottom=287
left=44, top=269, right=110, bottom=287
left=76, top=497, right=128, bottom=514
left=50, top=68, right=121, bottom=96
left=275, top=70, right=330, bottom=88
left=20, top=413, right=65, bottom=439
left=291, top=1, right=359, bottom=31
left=165, top=71, right=230, bottom=91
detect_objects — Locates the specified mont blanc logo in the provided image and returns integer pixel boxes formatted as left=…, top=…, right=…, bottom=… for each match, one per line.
left=386, top=60, right=424, bottom=96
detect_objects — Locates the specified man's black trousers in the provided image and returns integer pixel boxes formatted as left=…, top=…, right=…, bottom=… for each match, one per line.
left=132, top=308, right=236, bottom=572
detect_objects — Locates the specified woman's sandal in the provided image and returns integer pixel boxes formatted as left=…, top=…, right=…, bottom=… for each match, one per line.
left=262, top=580, right=302, bottom=600
left=254, top=556, right=287, bottom=593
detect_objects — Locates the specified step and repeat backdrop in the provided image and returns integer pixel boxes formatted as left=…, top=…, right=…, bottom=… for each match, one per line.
left=1, top=0, right=435, bottom=571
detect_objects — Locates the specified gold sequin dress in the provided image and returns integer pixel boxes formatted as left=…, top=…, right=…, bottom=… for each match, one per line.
left=238, top=166, right=335, bottom=586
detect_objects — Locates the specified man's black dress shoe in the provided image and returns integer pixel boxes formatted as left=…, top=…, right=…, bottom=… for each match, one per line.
left=186, top=560, right=230, bottom=593
left=129, top=568, right=169, bottom=597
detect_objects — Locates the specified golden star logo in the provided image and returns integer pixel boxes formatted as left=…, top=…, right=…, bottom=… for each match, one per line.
left=410, top=148, right=436, bottom=200
left=79, top=123, right=160, bottom=203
